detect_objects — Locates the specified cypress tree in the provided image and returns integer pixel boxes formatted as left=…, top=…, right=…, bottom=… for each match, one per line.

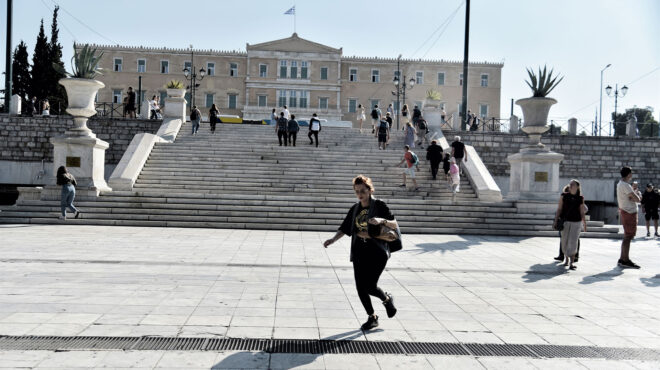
left=11, top=41, right=31, bottom=103
left=30, top=19, right=50, bottom=106
left=48, top=5, right=67, bottom=114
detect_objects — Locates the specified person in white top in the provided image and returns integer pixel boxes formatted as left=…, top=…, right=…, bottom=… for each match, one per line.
left=616, top=166, right=642, bottom=268
left=283, top=105, right=291, bottom=120
left=357, top=104, right=366, bottom=133
left=308, top=113, right=322, bottom=147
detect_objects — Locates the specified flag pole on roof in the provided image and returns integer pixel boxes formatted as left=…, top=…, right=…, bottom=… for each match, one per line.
left=284, top=5, right=296, bottom=33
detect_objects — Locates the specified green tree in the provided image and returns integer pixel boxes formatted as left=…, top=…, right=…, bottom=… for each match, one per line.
left=29, top=19, right=50, bottom=105
left=613, top=107, right=659, bottom=137
left=47, top=5, right=67, bottom=114
left=11, top=40, right=31, bottom=102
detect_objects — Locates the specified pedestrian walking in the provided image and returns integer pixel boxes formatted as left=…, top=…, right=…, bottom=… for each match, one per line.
left=370, top=105, right=382, bottom=135
left=41, top=99, right=50, bottom=116
left=190, top=105, right=201, bottom=135
left=440, top=108, right=446, bottom=124
left=209, top=104, right=219, bottom=134
left=126, top=87, right=137, bottom=118
left=416, top=117, right=429, bottom=148
left=401, top=104, right=409, bottom=126
left=56, top=166, right=80, bottom=220
left=387, top=103, right=394, bottom=118
left=449, top=157, right=460, bottom=200
left=323, top=175, right=400, bottom=331
left=404, top=122, right=416, bottom=148
left=553, top=180, right=586, bottom=270
left=442, top=153, right=451, bottom=183
left=357, top=104, right=366, bottom=133
left=276, top=112, right=288, bottom=146
left=270, top=108, right=278, bottom=126
left=308, top=113, right=322, bottom=147
left=385, top=112, right=393, bottom=130
left=26, top=96, right=37, bottom=116
left=450, top=136, right=468, bottom=174
left=641, top=182, right=660, bottom=237
left=395, top=145, right=419, bottom=191
left=617, top=166, right=642, bottom=268
left=554, top=184, right=582, bottom=262
left=377, top=117, right=390, bottom=150
left=283, top=105, right=291, bottom=120
left=426, top=140, right=443, bottom=180
left=288, top=114, right=300, bottom=146
left=149, top=95, right=158, bottom=119
left=412, top=105, right=421, bottom=126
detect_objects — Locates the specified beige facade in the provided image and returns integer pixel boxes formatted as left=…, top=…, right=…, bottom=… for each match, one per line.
left=83, top=34, right=502, bottom=123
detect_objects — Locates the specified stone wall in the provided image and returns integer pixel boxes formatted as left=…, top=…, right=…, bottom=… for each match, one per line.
left=0, top=115, right=162, bottom=165
left=445, top=131, right=660, bottom=184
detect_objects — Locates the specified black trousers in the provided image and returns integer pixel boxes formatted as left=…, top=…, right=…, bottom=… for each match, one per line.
left=277, top=130, right=288, bottom=146
left=430, top=160, right=440, bottom=179
left=353, top=251, right=388, bottom=316
left=308, top=130, right=319, bottom=147
left=210, top=122, right=216, bottom=133
left=288, top=132, right=297, bottom=146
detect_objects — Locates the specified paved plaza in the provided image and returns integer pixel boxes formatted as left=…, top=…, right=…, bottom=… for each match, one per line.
left=1, top=224, right=660, bottom=369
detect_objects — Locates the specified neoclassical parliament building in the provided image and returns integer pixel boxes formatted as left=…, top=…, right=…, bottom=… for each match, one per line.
left=87, top=33, right=502, bottom=122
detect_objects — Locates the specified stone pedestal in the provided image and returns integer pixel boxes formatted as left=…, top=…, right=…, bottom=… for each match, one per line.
left=10, top=94, right=21, bottom=115
left=48, top=135, right=112, bottom=197
left=627, top=118, right=637, bottom=137
left=509, top=115, right=519, bottom=133
left=164, top=88, right=186, bottom=121
left=452, top=112, right=460, bottom=131
left=568, top=118, right=577, bottom=135
left=507, top=148, right=564, bottom=201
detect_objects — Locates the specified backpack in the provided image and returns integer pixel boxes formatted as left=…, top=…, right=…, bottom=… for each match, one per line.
left=371, top=109, right=379, bottom=119
left=378, top=121, right=388, bottom=134
left=277, top=116, right=288, bottom=130
left=190, top=109, right=199, bottom=121
left=410, top=152, right=419, bottom=165
left=418, top=120, right=427, bottom=130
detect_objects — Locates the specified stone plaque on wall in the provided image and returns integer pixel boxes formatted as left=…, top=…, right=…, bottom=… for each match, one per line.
left=534, top=171, right=548, bottom=182
left=66, top=156, right=81, bottom=167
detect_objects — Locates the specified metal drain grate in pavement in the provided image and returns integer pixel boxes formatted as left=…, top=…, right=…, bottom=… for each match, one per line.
left=1, top=335, right=660, bottom=360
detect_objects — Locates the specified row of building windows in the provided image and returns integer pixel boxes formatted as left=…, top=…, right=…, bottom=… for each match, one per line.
left=344, top=98, right=489, bottom=117
left=349, top=69, right=489, bottom=87
left=112, top=58, right=238, bottom=77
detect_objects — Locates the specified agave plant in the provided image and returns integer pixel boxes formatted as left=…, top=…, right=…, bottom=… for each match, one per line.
left=425, top=89, right=442, bottom=100
left=525, top=66, right=563, bottom=97
left=53, top=44, right=104, bottom=79
left=165, top=80, right=185, bottom=89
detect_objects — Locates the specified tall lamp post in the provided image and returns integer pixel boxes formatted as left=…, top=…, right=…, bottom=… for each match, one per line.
left=605, top=84, right=628, bottom=136
left=598, top=63, right=611, bottom=136
left=392, top=71, right=415, bottom=130
left=182, top=47, right=205, bottom=110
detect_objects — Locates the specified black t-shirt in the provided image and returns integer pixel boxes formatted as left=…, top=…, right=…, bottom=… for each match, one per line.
left=339, top=199, right=395, bottom=261
left=451, top=141, right=465, bottom=158
left=642, top=190, right=660, bottom=211
left=561, top=193, right=584, bottom=222
left=127, top=91, right=136, bottom=105
left=426, top=144, right=443, bottom=162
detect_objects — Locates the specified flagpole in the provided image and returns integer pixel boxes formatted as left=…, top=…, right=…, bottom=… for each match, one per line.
left=294, top=4, right=296, bottom=33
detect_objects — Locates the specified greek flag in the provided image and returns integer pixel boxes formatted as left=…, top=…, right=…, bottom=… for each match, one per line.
left=284, top=6, right=295, bottom=15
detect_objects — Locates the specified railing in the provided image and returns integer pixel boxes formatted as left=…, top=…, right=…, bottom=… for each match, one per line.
left=468, top=117, right=511, bottom=133
left=94, top=102, right=129, bottom=119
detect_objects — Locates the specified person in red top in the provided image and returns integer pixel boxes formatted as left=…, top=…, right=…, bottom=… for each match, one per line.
left=394, top=145, right=419, bottom=191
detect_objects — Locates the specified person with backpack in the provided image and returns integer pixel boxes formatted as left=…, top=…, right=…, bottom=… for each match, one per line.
left=276, top=112, right=289, bottom=146
left=190, top=105, right=202, bottom=135
left=385, top=112, right=393, bottom=130
left=377, top=117, right=390, bottom=150
left=412, top=105, right=422, bottom=126
left=395, top=145, right=419, bottom=191
left=209, top=104, right=220, bottom=134
left=426, top=140, right=443, bottom=180
left=370, top=105, right=382, bottom=136
left=287, top=114, right=300, bottom=146
left=323, top=175, right=400, bottom=331
left=308, top=113, right=322, bottom=147
left=416, top=117, right=429, bottom=148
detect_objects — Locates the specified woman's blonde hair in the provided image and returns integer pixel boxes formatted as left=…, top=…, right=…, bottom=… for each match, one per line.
left=353, top=174, right=374, bottom=192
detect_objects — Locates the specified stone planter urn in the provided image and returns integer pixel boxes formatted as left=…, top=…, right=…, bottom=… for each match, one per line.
left=166, top=88, right=186, bottom=99
left=516, top=97, right=557, bottom=148
left=59, top=78, right=105, bottom=137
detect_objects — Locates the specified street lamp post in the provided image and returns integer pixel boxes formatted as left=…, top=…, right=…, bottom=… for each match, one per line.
left=182, top=46, right=206, bottom=111
left=598, top=63, right=611, bottom=136
left=392, top=63, right=415, bottom=131
left=605, top=84, right=628, bottom=136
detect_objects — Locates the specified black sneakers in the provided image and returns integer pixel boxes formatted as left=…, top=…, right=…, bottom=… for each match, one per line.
left=618, top=259, right=641, bottom=269
left=361, top=315, right=379, bottom=331
left=383, top=293, right=397, bottom=318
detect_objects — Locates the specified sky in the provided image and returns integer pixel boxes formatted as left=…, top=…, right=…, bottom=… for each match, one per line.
left=1, top=0, right=659, bottom=132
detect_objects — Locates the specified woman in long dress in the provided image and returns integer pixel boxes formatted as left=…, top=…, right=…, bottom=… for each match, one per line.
left=404, top=121, right=416, bottom=148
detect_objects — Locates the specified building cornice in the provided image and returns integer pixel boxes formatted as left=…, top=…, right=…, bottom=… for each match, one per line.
left=76, top=43, right=247, bottom=57
left=342, top=55, right=503, bottom=67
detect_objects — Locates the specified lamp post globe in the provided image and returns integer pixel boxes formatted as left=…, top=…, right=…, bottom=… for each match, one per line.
left=621, top=85, right=628, bottom=96
left=605, top=85, right=612, bottom=96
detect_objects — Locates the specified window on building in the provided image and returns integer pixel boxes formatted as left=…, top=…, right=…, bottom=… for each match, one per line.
left=481, top=74, right=488, bottom=87
left=290, top=61, right=298, bottom=79
left=320, top=67, right=328, bottom=80
left=112, top=89, right=122, bottom=103
left=160, top=60, right=169, bottom=74
left=207, top=62, right=215, bottom=76
left=280, top=61, right=287, bottom=78
left=184, top=92, right=191, bottom=106
left=184, top=61, right=192, bottom=72
left=278, top=90, right=287, bottom=107
left=301, top=61, right=308, bottom=79
left=137, top=59, right=146, bottom=73
left=416, top=71, right=424, bottom=85
left=394, top=70, right=400, bottom=79
left=204, top=93, right=214, bottom=108
left=159, top=91, right=167, bottom=106
left=479, top=104, right=488, bottom=118
left=289, top=90, right=297, bottom=108
left=459, top=73, right=463, bottom=86
left=370, top=99, right=379, bottom=109
left=371, top=69, right=379, bottom=83
left=437, top=72, right=445, bottom=85
left=259, top=64, right=267, bottom=77
left=228, top=94, right=237, bottom=109
left=319, top=97, right=328, bottom=109
left=299, top=91, right=308, bottom=108
left=113, top=58, right=122, bottom=72
left=348, top=99, right=357, bottom=113
left=229, top=63, right=238, bottom=77
left=349, top=68, right=358, bottom=82
left=258, top=95, right=267, bottom=107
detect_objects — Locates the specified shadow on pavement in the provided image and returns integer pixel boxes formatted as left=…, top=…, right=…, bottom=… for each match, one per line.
left=522, top=262, right=568, bottom=283
left=415, top=239, right=481, bottom=254
left=579, top=267, right=624, bottom=285
left=640, top=274, right=660, bottom=287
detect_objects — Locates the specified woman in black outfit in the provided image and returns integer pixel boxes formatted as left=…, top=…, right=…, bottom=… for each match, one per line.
left=323, top=175, right=398, bottom=330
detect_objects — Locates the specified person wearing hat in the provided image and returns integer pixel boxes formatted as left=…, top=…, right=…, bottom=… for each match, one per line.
left=641, top=182, right=660, bottom=237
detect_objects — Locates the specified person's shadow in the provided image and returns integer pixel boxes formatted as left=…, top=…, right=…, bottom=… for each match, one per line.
left=640, top=274, right=660, bottom=287
left=579, top=267, right=624, bottom=285
left=522, top=262, right=568, bottom=283
left=415, top=239, right=481, bottom=255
